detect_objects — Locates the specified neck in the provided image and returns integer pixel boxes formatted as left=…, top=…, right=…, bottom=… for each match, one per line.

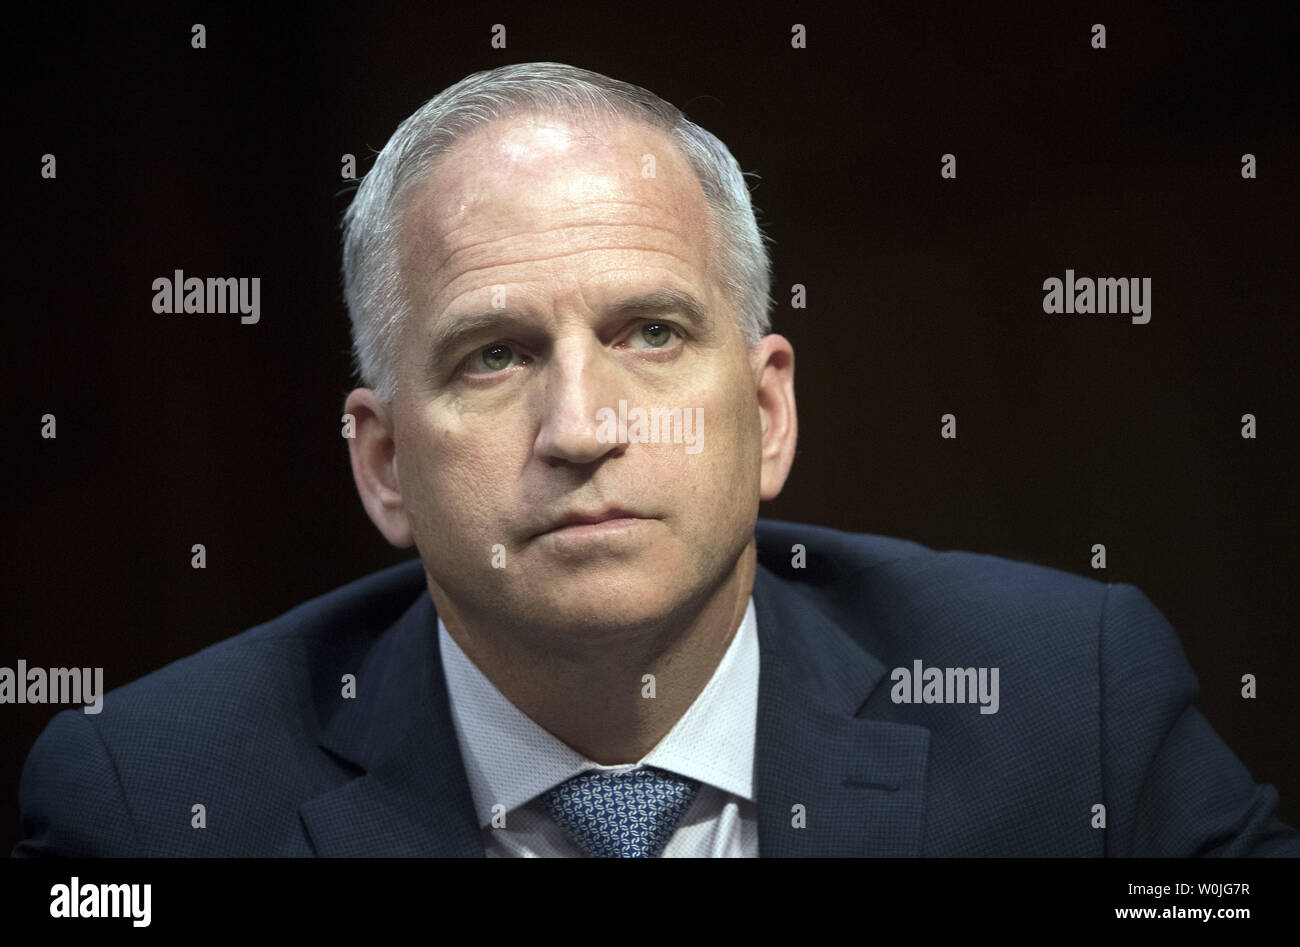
left=431, top=542, right=757, bottom=764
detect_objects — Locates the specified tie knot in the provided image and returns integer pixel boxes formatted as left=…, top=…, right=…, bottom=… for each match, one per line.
left=541, top=767, right=701, bottom=858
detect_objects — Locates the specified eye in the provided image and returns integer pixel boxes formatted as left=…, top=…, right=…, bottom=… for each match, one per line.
left=626, top=322, right=681, bottom=350
left=465, top=342, right=526, bottom=374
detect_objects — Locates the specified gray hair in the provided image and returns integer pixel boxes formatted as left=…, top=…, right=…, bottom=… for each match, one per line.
left=340, top=62, right=773, bottom=402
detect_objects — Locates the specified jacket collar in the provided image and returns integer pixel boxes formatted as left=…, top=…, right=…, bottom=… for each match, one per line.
left=751, top=563, right=930, bottom=856
left=301, top=590, right=484, bottom=856
left=300, top=561, right=929, bottom=857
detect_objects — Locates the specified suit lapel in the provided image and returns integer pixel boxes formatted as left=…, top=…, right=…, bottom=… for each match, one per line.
left=752, top=564, right=930, bottom=856
left=300, top=591, right=484, bottom=857
left=299, top=559, right=929, bottom=857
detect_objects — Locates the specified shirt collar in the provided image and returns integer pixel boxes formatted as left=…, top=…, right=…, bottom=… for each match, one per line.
left=438, top=598, right=760, bottom=828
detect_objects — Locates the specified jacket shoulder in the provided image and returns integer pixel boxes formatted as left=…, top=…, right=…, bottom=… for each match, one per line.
left=756, top=517, right=1109, bottom=646
left=15, top=559, right=427, bottom=856
left=103, top=557, right=426, bottom=714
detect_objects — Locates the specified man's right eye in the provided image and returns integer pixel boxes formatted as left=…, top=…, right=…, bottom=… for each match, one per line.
left=465, top=343, right=526, bottom=375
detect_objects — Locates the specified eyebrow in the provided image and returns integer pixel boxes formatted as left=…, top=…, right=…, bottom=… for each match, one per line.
left=609, top=288, right=713, bottom=339
left=425, top=287, right=714, bottom=372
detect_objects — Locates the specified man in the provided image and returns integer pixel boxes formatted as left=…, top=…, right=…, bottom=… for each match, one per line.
left=14, top=62, right=1298, bottom=857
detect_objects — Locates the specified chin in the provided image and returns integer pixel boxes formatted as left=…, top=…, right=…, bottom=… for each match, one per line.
left=522, top=576, right=692, bottom=634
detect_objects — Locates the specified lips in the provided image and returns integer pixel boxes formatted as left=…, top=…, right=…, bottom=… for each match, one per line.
left=532, top=506, right=650, bottom=538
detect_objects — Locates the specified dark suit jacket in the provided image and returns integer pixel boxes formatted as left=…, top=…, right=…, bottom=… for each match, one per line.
left=13, top=519, right=1299, bottom=856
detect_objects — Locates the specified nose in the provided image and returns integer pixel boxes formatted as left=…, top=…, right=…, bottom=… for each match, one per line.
left=532, top=335, right=625, bottom=466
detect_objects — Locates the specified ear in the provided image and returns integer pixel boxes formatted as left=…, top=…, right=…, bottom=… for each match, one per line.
left=751, top=334, right=797, bottom=501
left=343, top=388, right=415, bottom=548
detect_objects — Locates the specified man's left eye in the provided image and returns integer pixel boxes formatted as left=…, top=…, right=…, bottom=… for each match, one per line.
left=465, top=342, right=525, bottom=374
left=629, top=322, right=679, bottom=349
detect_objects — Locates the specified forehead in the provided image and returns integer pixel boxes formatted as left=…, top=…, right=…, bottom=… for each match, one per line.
left=396, top=111, right=717, bottom=312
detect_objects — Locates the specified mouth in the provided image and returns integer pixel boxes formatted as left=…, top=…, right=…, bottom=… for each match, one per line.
left=531, top=506, right=654, bottom=539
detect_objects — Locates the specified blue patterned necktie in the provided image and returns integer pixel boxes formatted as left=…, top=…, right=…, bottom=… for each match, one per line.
left=541, top=767, right=701, bottom=858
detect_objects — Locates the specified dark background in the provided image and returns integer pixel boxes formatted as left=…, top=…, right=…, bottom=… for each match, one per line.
left=4, top=0, right=1297, bottom=854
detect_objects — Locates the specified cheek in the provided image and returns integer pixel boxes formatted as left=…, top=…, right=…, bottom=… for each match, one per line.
left=702, top=361, right=761, bottom=447
left=396, top=413, right=507, bottom=533
left=673, top=376, right=761, bottom=500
